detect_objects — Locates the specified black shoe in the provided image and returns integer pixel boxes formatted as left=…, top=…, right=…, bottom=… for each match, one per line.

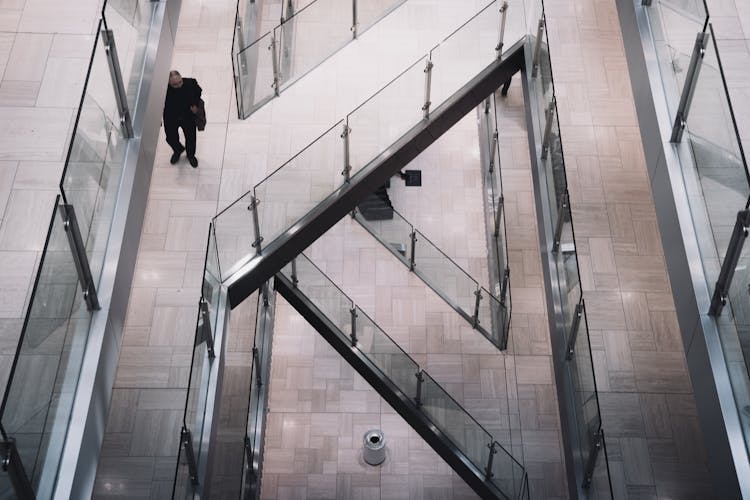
left=188, top=156, right=198, bottom=168
left=170, top=147, right=184, bottom=164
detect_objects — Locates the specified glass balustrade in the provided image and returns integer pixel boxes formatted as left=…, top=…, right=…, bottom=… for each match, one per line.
left=232, top=0, right=407, bottom=118
left=280, top=253, right=528, bottom=499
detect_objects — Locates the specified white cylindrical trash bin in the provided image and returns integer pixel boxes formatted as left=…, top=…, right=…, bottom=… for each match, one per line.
left=363, top=429, right=386, bottom=465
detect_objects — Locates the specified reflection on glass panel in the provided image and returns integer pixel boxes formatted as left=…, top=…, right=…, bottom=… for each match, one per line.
left=255, top=121, right=344, bottom=248
left=235, top=32, right=277, bottom=118
left=0, top=199, right=92, bottom=496
left=357, top=0, right=403, bottom=34
left=476, top=288, right=508, bottom=347
left=413, top=230, right=478, bottom=317
left=430, top=3, right=499, bottom=110
left=421, top=371, right=492, bottom=472
left=355, top=307, right=419, bottom=397
left=347, top=57, right=426, bottom=176
left=354, top=208, right=412, bottom=266
left=276, top=0, right=352, bottom=87
left=288, top=255, right=353, bottom=337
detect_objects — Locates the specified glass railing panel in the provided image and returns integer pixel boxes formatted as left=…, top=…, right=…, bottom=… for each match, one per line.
left=213, top=192, right=257, bottom=282
left=356, top=0, right=403, bottom=34
left=103, top=0, right=157, bottom=111
left=489, top=440, right=527, bottom=500
left=589, top=430, right=614, bottom=499
left=354, top=306, right=419, bottom=397
left=286, top=255, right=353, bottom=337
left=254, top=121, right=345, bottom=254
left=476, top=288, right=508, bottom=347
left=420, top=371, right=492, bottom=473
left=354, top=207, right=413, bottom=266
left=429, top=1, right=499, bottom=111
left=0, top=197, right=93, bottom=495
left=347, top=56, right=426, bottom=176
left=276, top=0, right=353, bottom=88
left=646, top=1, right=706, bottom=116
left=685, top=28, right=749, bottom=261
left=235, top=31, right=277, bottom=118
left=413, top=229, right=479, bottom=318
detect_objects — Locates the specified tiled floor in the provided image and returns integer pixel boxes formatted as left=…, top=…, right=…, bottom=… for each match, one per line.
left=0, top=0, right=740, bottom=499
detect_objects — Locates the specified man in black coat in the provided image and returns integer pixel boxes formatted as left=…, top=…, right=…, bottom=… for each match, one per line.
left=164, top=70, right=202, bottom=167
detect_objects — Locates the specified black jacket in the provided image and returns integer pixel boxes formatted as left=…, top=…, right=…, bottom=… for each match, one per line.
left=163, top=77, right=202, bottom=123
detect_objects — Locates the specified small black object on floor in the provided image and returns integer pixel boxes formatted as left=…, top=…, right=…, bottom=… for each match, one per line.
left=399, top=170, right=422, bottom=186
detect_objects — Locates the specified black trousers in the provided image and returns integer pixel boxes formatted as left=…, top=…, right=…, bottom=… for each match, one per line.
left=165, top=117, right=197, bottom=158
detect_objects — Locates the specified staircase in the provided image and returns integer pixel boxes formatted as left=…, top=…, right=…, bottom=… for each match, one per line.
left=357, top=183, right=394, bottom=221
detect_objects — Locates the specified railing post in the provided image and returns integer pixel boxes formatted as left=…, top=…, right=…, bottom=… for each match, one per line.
left=531, top=15, right=545, bottom=77
left=58, top=203, right=100, bottom=311
left=198, top=297, right=215, bottom=358
left=541, top=97, right=556, bottom=160
left=422, top=58, right=433, bottom=120
left=670, top=32, right=709, bottom=143
left=582, top=428, right=603, bottom=488
left=500, top=268, right=509, bottom=306
left=552, top=191, right=569, bottom=253
left=180, top=426, right=199, bottom=486
left=252, top=347, right=263, bottom=387
left=564, top=302, right=584, bottom=360
left=1, top=438, right=34, bottom=499
left=291, top=258, right=299, bottom=288
left=485, top=441, right=497, bottom=479
left=409, top=230, right=417, bottom=271
left=496, top=1, right=508, bottom=59
left=489, top=129, right=499, bottom=173
left=341, top=123, right=352, bottom=182
left=101, top=27, right=133, bottom=138
left=414, top=370, right=424, bottom=408
left=270, top=33, right=280, bottom=96
left=494, top=195, right=504, bottom=237
left=709, top=209, right=750, bottom=316
left=351, top=0, right=358, bottom=39
left=248, top=196, right=263, bottom=255
left=350, top=306, right=358, bottom=346
left=472, top=288, right=483, bottom=328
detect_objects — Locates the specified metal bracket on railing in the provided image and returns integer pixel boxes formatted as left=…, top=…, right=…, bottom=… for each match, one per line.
left=564, top=302, right=584, bottom=360
left=341, top=123, right=352, bottom=182
left=1, top=438, right=34, bottom=500
left=422, top=59, right=433, bottom=120
left=244, top=435, right=255, bottom=479
left=415, top=370, right=424, bottom=408
left=541, top=97, right=556, bottom=160
left=101, top=28, right=134, bottom=138
left=582, top=428, right=603, bottom=488
left=351, top=0, right=358, bottom=39
left=552, top=191, right=569, bottom=253
left=484, top=441, right=497, bottom=479
left=489, top=129, right=499, bottom=173
left=409, top=230, right=417, bottom=271
left=500, top=268, right=509, bottom=306
left=253, top=347, right=263, bottom=387
left=472, top=289, right=483, bottom=328
left=670, top=32, right=709, bottom=143
left=641, top=0, right=652, bottom=6
left=270, top=34, right=281, bottom=96
left=180, top=426, right=199, bottom=486
left=484, top=96, right=491, bottom=114
left=494, top=195, right=504, bottom=237
left=531, top=15, right=545, bottom=77
left=350, top=307, right=358, bottom=346
left=248, top=196, right=263, bottom=255
left=291, top=258, right=299, bottom=288
left=261, top=281, right=270, bottom=308
left=709, top=209, right=750, bottom=316
left=198, top=297, right=215, bottom=358
left=58, top=203, right=101, bottom=311
left=496, top=1, right=508, bottom=59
